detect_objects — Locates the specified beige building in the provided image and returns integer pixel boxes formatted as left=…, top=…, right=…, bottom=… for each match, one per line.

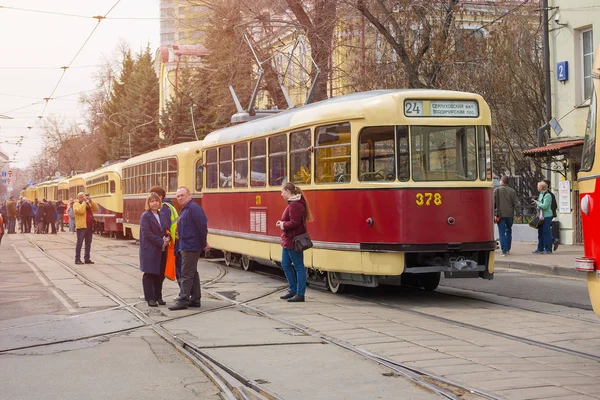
left=160, top=0, right=210, bottom=46
left=525, top=0, right=598, bottom=245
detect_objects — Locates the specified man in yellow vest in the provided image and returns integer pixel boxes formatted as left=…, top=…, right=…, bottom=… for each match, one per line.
left=73, top=192, right=99, bottom=265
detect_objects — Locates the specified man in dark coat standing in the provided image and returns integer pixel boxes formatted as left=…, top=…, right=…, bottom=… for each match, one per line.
left=45, top=200, right=57, bottom=234
left=56, top=199, right=66, bottom=232
left=169, top=186, right=208, bottom=311
left=6, top=196, right=17, bottom=234
left=19, top=199, right=32, bottom=233
left=494, top=176, right=518, bottom=256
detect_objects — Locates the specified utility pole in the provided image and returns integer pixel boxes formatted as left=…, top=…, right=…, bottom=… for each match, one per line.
left=539, top=0, right=552, bottom=146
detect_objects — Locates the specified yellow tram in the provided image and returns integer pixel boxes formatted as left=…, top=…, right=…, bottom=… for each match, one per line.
left=84, top=162, right=124, bottom=237
left=121, top=140, right=204, bottom=240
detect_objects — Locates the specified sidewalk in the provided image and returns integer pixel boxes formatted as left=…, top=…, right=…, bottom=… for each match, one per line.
left=494, top=241, right=587, bottom=279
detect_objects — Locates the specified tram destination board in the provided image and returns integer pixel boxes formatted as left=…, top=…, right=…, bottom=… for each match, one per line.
left=404, top=99, right=479, bottom=118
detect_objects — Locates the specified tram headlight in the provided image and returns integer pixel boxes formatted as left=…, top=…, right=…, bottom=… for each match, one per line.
left=581, top=194, right=591, bottom=216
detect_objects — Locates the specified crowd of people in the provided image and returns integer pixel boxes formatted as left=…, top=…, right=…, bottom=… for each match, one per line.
left=0, top=196, right=71, bottom=235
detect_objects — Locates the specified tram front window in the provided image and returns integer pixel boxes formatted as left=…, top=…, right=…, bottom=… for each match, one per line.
left=411, top=126, right=477, bottom=181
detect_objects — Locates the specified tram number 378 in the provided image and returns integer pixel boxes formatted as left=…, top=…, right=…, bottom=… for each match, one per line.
left=415, top=193, right=443, bottom=206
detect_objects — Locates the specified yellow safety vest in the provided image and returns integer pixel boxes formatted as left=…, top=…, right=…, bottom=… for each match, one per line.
left=163, top=202, right=178, bottom=239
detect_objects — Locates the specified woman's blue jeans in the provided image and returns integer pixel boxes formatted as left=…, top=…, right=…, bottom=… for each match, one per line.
left=537, top=217, right=553, bottom=252
left=281, top=247, right=306, bottom=296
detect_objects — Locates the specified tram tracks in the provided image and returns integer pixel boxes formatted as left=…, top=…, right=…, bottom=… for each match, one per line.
left=16, top=234, right=599, bottom=399
left=12, top=236, right=284, bottom=400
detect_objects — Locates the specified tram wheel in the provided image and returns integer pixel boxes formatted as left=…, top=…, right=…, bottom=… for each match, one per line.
left=224, top=252, right=232, bottom=267
left=327, top=271, right=346, bottom=294
left=419, top=272, right=441, bottom=291
left=241, top=255, right=254, bottom=271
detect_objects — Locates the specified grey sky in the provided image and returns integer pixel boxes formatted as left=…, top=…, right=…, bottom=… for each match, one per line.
left=0, top=0, right=160, bottom=169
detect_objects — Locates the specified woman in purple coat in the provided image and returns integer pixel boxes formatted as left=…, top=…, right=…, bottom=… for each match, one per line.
left=139, top=192, right=170, bottom=307
left=276, top=182, right=312, bottom=303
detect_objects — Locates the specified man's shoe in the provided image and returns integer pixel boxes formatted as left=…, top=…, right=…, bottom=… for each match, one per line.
left=84, top=260, right=95, bottom=264
left=168, top=302, right=188, bottom=311
left=148, top=300, right=158, bottom=307
left=157, top=299, right=166, bottom=306
left=287, top=295, right=305, bottom=303
left=553, top=238, right=560, bottom=252
left=75, top=260, right=84, bottom=265
left=189, top=301, right=201, bottom=308
left=280, top=292, right=295, bottom=300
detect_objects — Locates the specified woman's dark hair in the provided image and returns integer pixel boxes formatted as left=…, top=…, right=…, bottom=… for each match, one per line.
left=282, top=182, right=313, bottom=222
left=149, top=186, right=166, bottom=200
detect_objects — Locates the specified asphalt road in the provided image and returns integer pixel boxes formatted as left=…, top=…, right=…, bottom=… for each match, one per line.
left=439, top=267, right=592, bottom=310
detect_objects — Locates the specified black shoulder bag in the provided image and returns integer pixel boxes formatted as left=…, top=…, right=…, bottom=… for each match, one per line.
left=293, top=216, right=313, bottom=252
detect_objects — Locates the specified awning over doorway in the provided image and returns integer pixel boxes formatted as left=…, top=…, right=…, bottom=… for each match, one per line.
left=523, top=139, right=584, bottom=157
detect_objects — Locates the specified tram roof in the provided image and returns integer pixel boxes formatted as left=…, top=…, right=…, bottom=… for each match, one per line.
left=121, top=140, right=204, bottom=167
left=202, top=89, right=488, bottom=147
left=85, top=161, right=125, bottom=179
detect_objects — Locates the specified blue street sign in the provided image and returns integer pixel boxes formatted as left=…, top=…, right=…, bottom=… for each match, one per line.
left=1, top=179, right=6, bottom=184
left=557, top=61, right=568, bottom=81
left=1, top=171, right=6, bottom=177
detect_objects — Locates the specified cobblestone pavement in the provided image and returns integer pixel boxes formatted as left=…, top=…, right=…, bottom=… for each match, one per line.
left=3, top=233, right=600, bottom=400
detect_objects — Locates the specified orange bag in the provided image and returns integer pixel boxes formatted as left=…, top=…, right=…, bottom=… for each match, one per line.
left=164, top=239, right=176, bottom=281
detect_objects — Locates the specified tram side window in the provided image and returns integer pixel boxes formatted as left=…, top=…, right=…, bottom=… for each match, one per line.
left=315, top=122, right=351, bottom=184
left=168, top=157, right=178, bottom=192
left=290, top=130, right=311, bottom=185
left=250, top=139, right=266, bottom=187
left=234, top=143, right=248, bottom=187
left=195, top=159, right=204, bottom=191
left=582, top=88, right=597, bottom=171
left=110, top=180, right=116, bottom=193
left=359, top=127, right=395, bottom=182
left=411, top=126, right=477, bottom=181
left=397, top=126, right=410, bottom=181
left=219, top=146, right=232, bottom=188
left=269, top=134, right=287, bottom=186
left=477, top=126, right=492, bottom=180
left=206, top=149, right=218, bottom=188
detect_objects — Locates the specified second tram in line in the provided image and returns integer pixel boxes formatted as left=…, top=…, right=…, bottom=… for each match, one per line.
left=201, top=89, right=496, bottom=292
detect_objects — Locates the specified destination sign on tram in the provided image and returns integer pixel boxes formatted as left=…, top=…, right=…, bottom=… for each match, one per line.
left=404, top=100, right=479, bottom=118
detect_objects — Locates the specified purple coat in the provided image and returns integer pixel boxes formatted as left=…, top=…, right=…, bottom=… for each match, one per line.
left=280, top=197, right=307, bottom=249
left=139, top=210, right=166, bottom=275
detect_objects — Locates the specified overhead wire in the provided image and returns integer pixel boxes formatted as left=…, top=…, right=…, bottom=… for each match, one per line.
left=0, top=1, right=122, bottom=164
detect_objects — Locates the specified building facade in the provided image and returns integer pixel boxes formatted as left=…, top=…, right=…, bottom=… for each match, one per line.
left=160, top=0, right=210, bottom=47
left=538, top=0, right=599, bottom=245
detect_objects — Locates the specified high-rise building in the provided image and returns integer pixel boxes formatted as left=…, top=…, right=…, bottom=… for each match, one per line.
left=160, top=0, right=209, bottom=46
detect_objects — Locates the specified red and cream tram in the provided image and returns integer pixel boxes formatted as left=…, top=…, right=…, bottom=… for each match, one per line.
left=575, top=48, right=600, bottom=317
left=202, top=90, right=495, bottom=292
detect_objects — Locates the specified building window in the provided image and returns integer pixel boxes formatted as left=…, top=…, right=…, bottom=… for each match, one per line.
left=582, top=29, right=594, bottom=100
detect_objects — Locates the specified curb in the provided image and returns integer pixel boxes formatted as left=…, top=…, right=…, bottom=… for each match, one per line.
left=495, top=260, right=589, bottom=280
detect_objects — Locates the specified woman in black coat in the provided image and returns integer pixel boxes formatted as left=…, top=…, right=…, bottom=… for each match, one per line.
left=139, top=192, right=170, bottom=307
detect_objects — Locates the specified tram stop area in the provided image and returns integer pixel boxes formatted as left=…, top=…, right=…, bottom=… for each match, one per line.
left=1, top=232, right=599, bottom=400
